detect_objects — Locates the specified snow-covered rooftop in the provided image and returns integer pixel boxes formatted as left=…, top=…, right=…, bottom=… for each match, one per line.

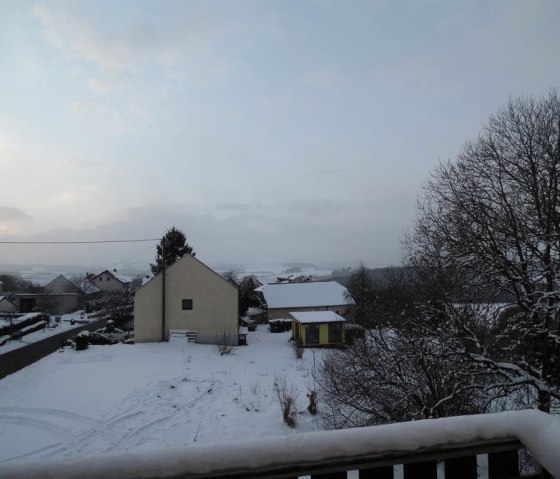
left=91, top=270, right=132, bottom=284
left=290, top=311, right=346, bottom=324
left=259, top=281, right=349, bottom=309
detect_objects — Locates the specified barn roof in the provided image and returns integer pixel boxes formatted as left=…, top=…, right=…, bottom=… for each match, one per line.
left=259, top=281, right=349, bottom=309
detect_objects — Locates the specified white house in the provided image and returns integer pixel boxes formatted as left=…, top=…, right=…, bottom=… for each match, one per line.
left=44, top=274, right=78, bottom=294
left=257, top=281, right=350, bottom=321
left=134, top=254, right=238, bottom=345
left=89, top=270, right=132, bottom=293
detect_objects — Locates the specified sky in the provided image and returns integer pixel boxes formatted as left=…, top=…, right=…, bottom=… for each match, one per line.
left=1, top=0, right=560, bottom=271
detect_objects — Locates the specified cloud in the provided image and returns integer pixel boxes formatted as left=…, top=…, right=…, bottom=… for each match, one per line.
left=66, top=157, right=100, bottom=169
left=302, top=67, right=345, bottom=88
left=33, top=3, right=137, bottom=71
left=86, top=78, right=123, bottom=93
left=0, top=207, right=32, bottom=222
left=70, top=100, right=131, bottom=133
left=32, top=2, right=231, bottom=83
left=0, top=199, right=406, bottom=268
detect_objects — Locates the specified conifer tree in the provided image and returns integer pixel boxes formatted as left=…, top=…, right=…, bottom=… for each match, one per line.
left=150, top=227, right=195, bottom=275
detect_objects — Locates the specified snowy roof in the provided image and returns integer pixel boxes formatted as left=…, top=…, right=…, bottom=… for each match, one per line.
left=259, top=281, right=349, bottom=309
left=0, top=296, right=15, bottom=304
left=290, top=311, right=346, bottom=324
left=91, top=270, right=132, bottom=284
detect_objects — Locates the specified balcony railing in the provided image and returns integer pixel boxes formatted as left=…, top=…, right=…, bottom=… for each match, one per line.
left=2, top=410, right=558, bottom=479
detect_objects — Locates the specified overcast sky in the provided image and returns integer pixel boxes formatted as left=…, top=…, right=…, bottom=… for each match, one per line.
left=1, top=0, right=559, bottom=271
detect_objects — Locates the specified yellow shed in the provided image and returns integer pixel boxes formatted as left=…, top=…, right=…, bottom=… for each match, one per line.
left=290, top=311, right=346, bottom=347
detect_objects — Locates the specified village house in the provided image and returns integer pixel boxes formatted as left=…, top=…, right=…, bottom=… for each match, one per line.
left=257, top=281, right=350, bottom=321
left=44, top=274, right=79, bottom=294
left=3, top=274, right=80, bottom=315
left=88, top=270, right=132, bottom=293
left=134, top=254, right=238, bottom=345
left=11, top=293, right=79, bottom=315
left=0, top=296, right=17, bottom=314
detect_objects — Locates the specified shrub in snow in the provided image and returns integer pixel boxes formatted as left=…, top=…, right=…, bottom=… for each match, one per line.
left=293, top=339, right=304, bottom=359
left=274, top=374, right=299, bottom=428
left=216, top=330, right=234, bottom=355
left=307, top=390, right=318, bottom=415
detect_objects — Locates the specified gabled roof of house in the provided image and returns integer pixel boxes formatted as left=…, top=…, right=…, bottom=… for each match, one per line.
left=258, top=281, right=349, bottom=309
left=44, top=274, right=76, bottom=289
left=90, top=270, right=132, bottom=284
left=290, top=311, right=346, bottom=324
left=137, top=254, right=237, bottom=292
left=0, top=296, right=16, bottom=305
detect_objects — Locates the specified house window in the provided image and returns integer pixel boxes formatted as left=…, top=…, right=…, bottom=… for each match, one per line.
left=305, top=323, right=319, bottom=345
left=328, top=322, right=342, bottom=343
left=182, top=299, right=193, bottom=310
left=99, top=277, right=102, bottom=281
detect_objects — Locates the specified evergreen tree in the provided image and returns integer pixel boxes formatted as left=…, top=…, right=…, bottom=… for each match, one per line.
left=221, top=272, right=262, bottom=316
left=150, top=227, right=195, bottom=275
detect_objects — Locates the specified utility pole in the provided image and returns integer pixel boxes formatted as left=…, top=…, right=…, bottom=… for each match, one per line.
left=161, top=241, right=166, bottom=342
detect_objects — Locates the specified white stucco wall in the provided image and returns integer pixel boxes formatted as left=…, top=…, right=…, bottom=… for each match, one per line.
left=134, top=255, right=238, bottom=345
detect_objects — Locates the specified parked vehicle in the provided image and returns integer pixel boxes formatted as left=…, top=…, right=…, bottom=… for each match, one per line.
left=94, top=327, right=130, bottom=342
left=65, top=331, right=119, bottom=347
left=239, top=317, right=257, bottom=331
left=88, top=332, right=119, bottom=345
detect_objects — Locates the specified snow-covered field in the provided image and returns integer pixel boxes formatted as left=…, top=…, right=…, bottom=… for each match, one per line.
left=0, top=328, right=325, bottom=464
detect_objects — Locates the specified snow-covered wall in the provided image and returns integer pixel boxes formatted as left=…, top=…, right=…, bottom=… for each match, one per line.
left=2, top=410, right=559, bottom=479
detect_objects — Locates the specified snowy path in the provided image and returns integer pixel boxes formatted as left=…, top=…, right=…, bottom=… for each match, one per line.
left=0, top=328, right=324, bottom=463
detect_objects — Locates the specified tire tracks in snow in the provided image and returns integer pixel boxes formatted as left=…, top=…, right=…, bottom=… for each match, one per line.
left=0, top=407, right=98, bottom=426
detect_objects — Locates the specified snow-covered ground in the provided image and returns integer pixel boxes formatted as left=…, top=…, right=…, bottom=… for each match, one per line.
left=0, top=328, right=325, bottom=464
left=0, top=311, right=95, bottom=353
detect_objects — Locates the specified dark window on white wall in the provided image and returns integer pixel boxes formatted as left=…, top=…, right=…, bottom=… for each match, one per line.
left=182, top=299, right=193, bottom=310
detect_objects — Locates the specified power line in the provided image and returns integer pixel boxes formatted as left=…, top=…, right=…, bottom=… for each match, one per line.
left=104, top=244, right=156, bottom=271
left=0, top=239, right=159, bottom=245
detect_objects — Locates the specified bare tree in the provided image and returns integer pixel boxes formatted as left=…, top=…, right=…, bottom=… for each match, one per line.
left=90, top=291, right=134, bottom=328
left=407, top=91, right=560, bottom=412
left=317, top=303, right=488, bottom=429
left=346, top=265, right=420, bottom=328
left=345, top=264, right=376, bottom=327
left=69, top=274, right=99, bottom=309
left=273, top=374, right=299, bottom=428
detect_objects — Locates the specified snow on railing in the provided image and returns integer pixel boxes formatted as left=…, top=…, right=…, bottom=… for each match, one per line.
left=1, top=410, right=558, bottom=479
